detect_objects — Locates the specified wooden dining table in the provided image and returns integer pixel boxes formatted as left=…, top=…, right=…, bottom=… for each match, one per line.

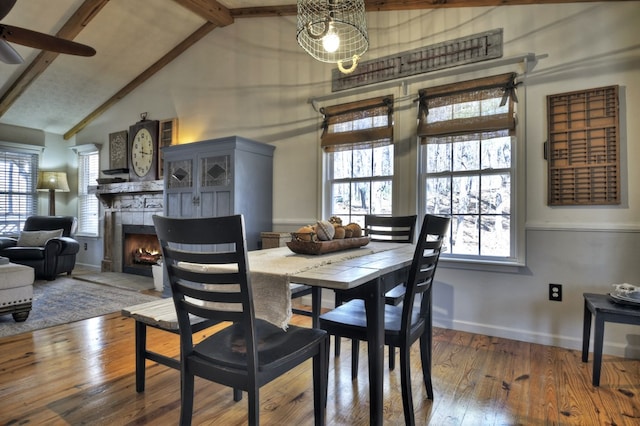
left=244, top=242, right=416, bottom=426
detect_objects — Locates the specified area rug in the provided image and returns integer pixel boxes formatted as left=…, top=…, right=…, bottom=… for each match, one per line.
left=0, top=278, right=159, bottom=338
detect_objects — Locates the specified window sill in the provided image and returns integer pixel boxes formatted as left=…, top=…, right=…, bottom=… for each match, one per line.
left=75, top=233, right=99, bottom=238
left=439, top=257, right=525, bottom=273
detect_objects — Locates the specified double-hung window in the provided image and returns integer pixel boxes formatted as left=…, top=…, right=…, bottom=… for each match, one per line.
left=77, top=150, right=100, bottom=236
left=0, top=148, right=38, bottom=236
left=417, top=73, right=521, bottom=262
left=322, top=96, right=394, bottom=225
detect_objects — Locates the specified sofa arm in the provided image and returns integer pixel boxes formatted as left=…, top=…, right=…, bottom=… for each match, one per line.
left=44, top=237, right=80, bottom=256
left=0, top=237, right=18, bottom=251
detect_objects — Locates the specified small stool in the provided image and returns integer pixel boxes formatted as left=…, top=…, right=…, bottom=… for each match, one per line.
left=0, top=262, right=35, bottom=322
left=582, top=292, right=640, bottom=386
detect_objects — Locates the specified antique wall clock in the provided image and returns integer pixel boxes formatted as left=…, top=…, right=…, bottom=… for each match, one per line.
left=128, top=114, right=159, bottom=182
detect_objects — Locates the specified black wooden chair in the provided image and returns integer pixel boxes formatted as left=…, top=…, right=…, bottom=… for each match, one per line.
left=334, top=214, right=417, bottom=373
left=319, top=214, right=450, bottom=426
left=153, top=214, right=329, bottom=426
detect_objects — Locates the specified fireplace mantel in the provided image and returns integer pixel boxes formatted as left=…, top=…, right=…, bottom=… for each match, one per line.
left=90, top=180, right=163, bottom=208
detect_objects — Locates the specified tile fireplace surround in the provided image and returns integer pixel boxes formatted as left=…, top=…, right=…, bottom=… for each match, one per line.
left=92, top=180, right=164, bottom=273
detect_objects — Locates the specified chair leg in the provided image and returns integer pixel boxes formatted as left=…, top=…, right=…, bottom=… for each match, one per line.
left=351, top=339, right=359, bottom=381
left=399, top=346, right=415, bottom=426
left=248, top=388, right=259, bottom=425
left=180, top=372, right=195, bottom=426
left=419, top=334, right=434, bottom=400
left=335, top=335, right=342, bottom=357
left=313, top=336, right=329, bottom=426
left=233, top=388, right=242, bottom=401
left=389, top=346, right=396, bottom=370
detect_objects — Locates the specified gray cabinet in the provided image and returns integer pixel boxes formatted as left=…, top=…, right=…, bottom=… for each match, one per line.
left=163, top=136, right=274, bottom=250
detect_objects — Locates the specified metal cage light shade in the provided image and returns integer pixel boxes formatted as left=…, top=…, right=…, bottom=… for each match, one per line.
left=297, top=0, right=368, bottom=73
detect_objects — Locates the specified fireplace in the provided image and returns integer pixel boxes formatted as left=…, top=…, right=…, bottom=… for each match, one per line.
left=122, top=225, right=161, bottom=277
left=92, top=180, right=164, bottom=275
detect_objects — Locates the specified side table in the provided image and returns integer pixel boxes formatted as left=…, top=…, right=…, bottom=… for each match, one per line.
left=582, top=292, right=640, bottom=386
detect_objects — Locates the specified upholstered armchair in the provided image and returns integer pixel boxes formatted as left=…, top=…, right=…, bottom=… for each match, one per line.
left=0, top=216, right=80, bottom=281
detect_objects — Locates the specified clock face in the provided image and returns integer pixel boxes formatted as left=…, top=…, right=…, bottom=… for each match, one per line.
left=131, top=128, right=154, bottom=177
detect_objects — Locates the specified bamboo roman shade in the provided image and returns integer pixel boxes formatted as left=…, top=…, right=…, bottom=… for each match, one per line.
left=320, top=95, right=394, bottom=152
left=417, top=73, right=517, bottom=143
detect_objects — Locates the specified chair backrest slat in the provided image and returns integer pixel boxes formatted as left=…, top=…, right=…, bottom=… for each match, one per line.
left=364, top=215, right=417, bottom=243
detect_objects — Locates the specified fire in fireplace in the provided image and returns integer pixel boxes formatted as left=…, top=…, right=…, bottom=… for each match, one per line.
left=122, top=225, right=161, bottom=277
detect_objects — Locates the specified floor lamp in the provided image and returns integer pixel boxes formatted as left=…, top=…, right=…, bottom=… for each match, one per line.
left=37, top=171, right=70, bottom=216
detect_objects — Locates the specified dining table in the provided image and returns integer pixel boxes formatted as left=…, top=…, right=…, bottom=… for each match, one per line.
left=241, top=241, right=416, bottom=426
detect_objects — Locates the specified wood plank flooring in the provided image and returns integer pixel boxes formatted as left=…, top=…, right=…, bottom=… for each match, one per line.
left=1, top=307, right=640, bottom=425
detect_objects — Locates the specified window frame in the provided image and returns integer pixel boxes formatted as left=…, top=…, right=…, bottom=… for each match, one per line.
left=320, top=95, right=395, bottom=225
left=324, top=145, right=395, bottom=225
left=77, top=149, right=100, bottom=237
left=417, top=73, right=526, bottom=266
left=0, top=144, right=39, bottom=237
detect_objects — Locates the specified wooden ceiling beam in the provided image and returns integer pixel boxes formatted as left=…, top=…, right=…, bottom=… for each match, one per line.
left=172, top=0, right=234, bottom=26
left=0, top=0, right=109, bottom=117
left=64, top=22, right=217, bottom=140
left=229, top=0, right=628, bottom=18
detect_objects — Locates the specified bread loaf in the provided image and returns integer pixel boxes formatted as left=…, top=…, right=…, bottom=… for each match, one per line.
left=294, top=225, right=315, bottom=241
left=345, top=223, right=362, bottom=238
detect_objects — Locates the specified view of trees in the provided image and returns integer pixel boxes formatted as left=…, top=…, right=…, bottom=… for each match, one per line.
left=330, top=145, right=393, bottom=226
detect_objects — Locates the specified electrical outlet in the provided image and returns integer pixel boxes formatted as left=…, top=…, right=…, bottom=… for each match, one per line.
left=549, top=283, right=562, bottom=302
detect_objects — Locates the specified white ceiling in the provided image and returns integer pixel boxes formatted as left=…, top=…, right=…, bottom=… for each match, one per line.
left=0, top=0, right=292, bottom=136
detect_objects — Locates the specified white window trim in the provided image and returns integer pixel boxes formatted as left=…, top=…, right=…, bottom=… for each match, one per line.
left=76, top=149, right=100, bottom=237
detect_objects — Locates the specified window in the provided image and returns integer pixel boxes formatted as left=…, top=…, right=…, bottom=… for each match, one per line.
left=77, top=150, right=99, bottom=236
left=418, top=73, right=519, bottom=261
left=322, top=96, right=394, bottom=225
left=0, top=148, right=38, bottom=236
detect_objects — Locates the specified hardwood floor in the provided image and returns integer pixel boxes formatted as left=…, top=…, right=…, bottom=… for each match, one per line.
left=1, top=308, right=640, bottom=425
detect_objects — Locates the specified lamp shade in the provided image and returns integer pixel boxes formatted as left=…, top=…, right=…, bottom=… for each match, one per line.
left=297, top=0, right=368, bottom=72
left=37, top=171, right=70, bottom=192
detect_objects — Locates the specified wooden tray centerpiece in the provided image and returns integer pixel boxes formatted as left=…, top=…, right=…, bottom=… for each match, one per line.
left=287, top=233, right=370, bottom=255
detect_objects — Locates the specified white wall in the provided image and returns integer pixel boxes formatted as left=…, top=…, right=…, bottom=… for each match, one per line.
left=67, top=2, right=640, bottom=355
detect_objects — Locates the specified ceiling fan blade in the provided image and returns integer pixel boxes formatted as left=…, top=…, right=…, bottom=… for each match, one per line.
left=0, top=38, right=22, bottom=64
left=0, top=24, right=95, bottom=57
left=0, top=0, right=17, bottom=21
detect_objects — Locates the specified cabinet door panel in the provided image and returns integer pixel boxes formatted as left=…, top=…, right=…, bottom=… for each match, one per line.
left=166, top=192, right=194, bottom=217
left=200, top=190, right=231, bottom=217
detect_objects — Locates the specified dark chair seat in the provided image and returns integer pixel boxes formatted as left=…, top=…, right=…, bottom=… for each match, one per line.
left=320, top=300, right=421, bottom=337
left=195, top=318, right=327, bottom=372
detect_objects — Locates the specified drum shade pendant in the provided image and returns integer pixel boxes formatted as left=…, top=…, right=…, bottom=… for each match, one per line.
left=296, top=0, right=368, bottom=74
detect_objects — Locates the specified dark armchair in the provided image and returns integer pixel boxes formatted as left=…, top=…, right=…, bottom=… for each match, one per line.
left=0, top=216, right=80, bottom=281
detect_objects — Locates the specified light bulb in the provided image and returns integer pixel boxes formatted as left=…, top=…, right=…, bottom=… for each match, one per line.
left=322, top=25, right=340, bottom=53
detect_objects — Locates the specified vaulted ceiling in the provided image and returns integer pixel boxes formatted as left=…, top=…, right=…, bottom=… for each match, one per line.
left=0, top=0, right=618, bottom=138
